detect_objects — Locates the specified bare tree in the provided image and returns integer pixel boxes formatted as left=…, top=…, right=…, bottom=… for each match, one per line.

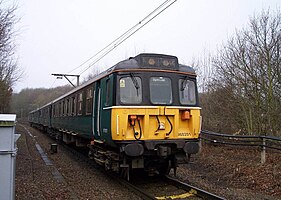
left=193, top=49, right=215, bottom=93
left=211, top=10, right=281, bottom=136
left=0, top=2, right=22, bottom=113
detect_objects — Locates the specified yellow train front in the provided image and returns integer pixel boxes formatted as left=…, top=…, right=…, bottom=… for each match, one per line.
left=89, top=53, right=201, bottom=179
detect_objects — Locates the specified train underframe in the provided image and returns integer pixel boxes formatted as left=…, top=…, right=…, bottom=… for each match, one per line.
left=30, top=123, right=199, bottom=181
left=88, top=140, right=199, bottom=180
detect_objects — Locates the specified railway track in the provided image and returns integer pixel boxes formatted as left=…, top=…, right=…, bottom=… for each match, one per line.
left=116, top=174, right=225, bottom=200
left=56, top=136, right=225, bottom=200
left=24, top=124, right=225, bottom=200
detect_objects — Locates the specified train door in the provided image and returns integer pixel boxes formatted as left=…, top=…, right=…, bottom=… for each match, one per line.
left=92, top=75, right=113, bottom=143
left=93, top=81, right=101, bottom=140
left=99, top=75, right=113, bottom=143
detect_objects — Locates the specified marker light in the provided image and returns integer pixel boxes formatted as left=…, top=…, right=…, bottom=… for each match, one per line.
left=181, top=110, right=190, bottom=120
left=148, top=58, right=156, bottom=65
left=129, top=115, right=137, bottom=126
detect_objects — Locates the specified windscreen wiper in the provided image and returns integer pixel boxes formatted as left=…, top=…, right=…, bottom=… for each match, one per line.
left=130, top=73, right=140, bottom=96
left=181, top=76, right=189, bottom=91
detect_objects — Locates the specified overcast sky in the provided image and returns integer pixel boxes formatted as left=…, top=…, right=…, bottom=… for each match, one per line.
left=13, top=0, right=281, bottom=92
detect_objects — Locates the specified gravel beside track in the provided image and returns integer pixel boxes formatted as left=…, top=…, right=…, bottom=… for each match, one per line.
left=15, top=124, right=141, bottom=200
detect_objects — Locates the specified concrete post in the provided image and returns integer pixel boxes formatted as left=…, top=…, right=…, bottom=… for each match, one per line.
left=261, top=137, right=266, bottom=164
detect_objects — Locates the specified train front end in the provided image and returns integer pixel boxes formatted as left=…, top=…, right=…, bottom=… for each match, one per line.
left=110, top=54, right=201, bottom=177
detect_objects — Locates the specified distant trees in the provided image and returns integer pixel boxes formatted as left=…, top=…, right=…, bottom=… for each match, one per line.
left=0, top=3, right=22, bottom=113
left=11, top=86, right=72, bottom=119
left=200, top=10, right=281, bottom=136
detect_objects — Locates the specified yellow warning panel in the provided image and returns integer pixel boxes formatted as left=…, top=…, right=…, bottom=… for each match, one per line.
left=155, top=189, right=197, bottom=199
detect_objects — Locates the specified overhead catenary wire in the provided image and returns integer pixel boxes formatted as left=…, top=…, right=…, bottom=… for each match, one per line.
left=67, top=0, right=177, bottom=76
left=68, top=0, right=174, bottom=74
left=79, top=0, right=178, bottom=76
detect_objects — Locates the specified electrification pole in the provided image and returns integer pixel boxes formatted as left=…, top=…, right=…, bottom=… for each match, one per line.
left=52, top=73, right=80, bottom=87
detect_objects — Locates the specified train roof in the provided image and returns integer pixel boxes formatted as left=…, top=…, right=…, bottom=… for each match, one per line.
left=29, top=53, right=196, bottom=113
left=112, top=53, right=196, bottom=74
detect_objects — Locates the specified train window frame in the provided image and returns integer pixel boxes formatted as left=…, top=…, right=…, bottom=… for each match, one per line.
left=119, top=76, right=142, bottom=104
left=178, top=79, right=196, bottom=105
left=149, top=76, right=172, bottom=105
left=77, top=92, right=83, bottom=115
left=86, top=87, right=93, bottom=115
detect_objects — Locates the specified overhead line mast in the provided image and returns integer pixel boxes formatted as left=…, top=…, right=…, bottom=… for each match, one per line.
left=51, top=73, right=80, bottom=88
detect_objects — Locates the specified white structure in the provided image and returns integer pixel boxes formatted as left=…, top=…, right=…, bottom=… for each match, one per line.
left=0, top=114, right=20, bottom=200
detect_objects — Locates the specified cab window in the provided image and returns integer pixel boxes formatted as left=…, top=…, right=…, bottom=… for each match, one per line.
left=150, top=77, right=172, bottom=104
left=119, top=76, right=142, bottom=104
left=179, top=79, right=196, bottom=105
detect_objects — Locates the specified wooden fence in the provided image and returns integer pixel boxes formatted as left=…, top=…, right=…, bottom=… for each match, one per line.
left=200, top=130, right=281, bottom=164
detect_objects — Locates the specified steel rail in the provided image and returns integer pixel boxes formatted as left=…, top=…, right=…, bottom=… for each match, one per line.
left=116, top=175, right=225, bottom=200
left=114, top=176, right=156, bottom=200
left=164, top=176, right=225, bottom=200
left=28, top=124, right=226, bottom=199
left=48, top=133, right=226, bottom=200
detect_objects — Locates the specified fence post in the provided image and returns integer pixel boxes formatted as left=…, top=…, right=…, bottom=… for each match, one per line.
left=261, top=137, right=266, bottom=164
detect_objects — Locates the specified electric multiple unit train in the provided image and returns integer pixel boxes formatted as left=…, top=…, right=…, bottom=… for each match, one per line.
left=29, top=53, right=201, bottom=179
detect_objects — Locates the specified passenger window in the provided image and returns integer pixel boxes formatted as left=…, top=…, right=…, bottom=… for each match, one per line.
left=53, top=105, right=56, bottom=117
left=150, top=77, right=172, bottom=104
left=68, top=98, right=72, bottom=115
left=78, top=93, right=83, bottom=115
left=179, top=79, right=196, bottom=105
left=56, top=103, right=60, bottom=117
left=62, top=102, right=65, bottom=115
left=119, top=76, right=142, bottom=104
left=72, top=96, right=76, bottom=116
left=59, top=102, right=62, bottom=116
left=66, top=99, right=70, bottom=115
left=86, top=88, right=93, bottom=114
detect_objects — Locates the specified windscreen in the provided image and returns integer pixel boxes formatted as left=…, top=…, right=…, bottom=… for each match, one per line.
left=119, top=77, right=142, bottom=104
left=179, top=79, right=196, bottom=105
left=150, top=77, right=172, bottom=104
